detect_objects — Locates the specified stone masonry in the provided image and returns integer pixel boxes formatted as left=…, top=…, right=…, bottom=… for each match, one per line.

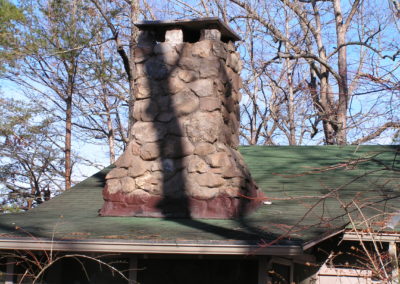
left=100, top=19, right=265, bottom=218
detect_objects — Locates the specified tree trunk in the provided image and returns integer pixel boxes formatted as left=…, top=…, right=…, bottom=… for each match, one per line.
left=128, top=0, right=139, bottom=142
left=285, top=11, right=296, bottom=145
left=287, top=69, right=296, bottom=145
left=65, top=74, right=73, bottom=190
left=99, top=45, right=117, bottom=164
left=106, top=108, right=116, bottom=164
left=333, top=0, right=349, bottom=145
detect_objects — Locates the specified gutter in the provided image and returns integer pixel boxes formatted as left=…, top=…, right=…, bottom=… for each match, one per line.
left=302, top=229, right=345, bottom=251
left=343, top=231, right=400, bottom=242
left=0, top=237, right=303, bottom=256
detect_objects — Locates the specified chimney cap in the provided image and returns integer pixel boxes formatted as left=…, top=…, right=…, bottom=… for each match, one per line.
left=135, top=17, right=241, bottom=42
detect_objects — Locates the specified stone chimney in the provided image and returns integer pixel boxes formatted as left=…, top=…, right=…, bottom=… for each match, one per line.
left=100, top=18, right=265, bottom=218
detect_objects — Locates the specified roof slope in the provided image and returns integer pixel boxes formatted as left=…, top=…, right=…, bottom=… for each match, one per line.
left=0, top=145, right=399, bottom=247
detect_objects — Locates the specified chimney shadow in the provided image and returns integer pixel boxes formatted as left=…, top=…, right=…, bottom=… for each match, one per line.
left=138, top=22, right=270, bottom=244
left=146, top=38, right=191, bottom=219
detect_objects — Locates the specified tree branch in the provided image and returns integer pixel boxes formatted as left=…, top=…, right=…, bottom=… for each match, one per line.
left=89, top=0, right=132, bottom=81
left=277, top=52, right=341, bottom=81
left=351, top=122, right=400, bottom=145
left=344, top=0, right=362, bottom=32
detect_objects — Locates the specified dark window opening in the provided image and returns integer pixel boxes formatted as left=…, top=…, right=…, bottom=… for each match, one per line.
left=138, top=258, right=258, bottom=284
left=154, top=28, right=201, bottom=43
left=43, top=257, right=128, bottom=284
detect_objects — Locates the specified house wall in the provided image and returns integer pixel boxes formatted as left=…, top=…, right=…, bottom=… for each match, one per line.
left=298, top=239, right=384, bottom=284
left=315, top=264, right=372, bottom=284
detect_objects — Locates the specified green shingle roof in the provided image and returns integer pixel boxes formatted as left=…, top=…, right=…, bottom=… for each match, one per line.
left=0, top=145, right=399, bottom=246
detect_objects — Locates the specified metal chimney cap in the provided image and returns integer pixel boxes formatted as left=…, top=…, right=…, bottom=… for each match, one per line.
left=135, top=17, right=241, bottom=42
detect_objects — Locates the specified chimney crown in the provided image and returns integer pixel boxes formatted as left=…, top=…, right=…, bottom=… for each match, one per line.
left=134, top=17, right=241, bottom=43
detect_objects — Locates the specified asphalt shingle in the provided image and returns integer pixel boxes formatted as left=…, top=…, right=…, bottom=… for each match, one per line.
left=0, top=145, right=398, bottom=245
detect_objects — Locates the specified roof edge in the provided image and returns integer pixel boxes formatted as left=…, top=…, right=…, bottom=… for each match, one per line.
left=302, top=229, right=345, bottom=251
left=0, top=238, right=303, bottom=256
left=343, top=231, right=400, bottom=242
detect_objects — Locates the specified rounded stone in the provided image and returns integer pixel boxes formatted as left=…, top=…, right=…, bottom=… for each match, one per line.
left=157, top=51, right=180, bottom=66
left=140, top=142, right=160, bottom=160
left=157, top=112, right=174, bottom=122
left=199, top=58, right=220, bottom=78
left=153, top=42, right=175, bottom=54
left=168, top=77, right=186, bottom=94
left=135, top=77, right=164, bottom=99
left=106, top=168, right=128, bottom=179
left=189, top=79, right=214, bottom=97
left=145, top=58, right=170, bottom=80
left=134, top=46, right=153, bottom=63
left=212, top=41, right=227, bottom=59
left=200, top=97, right=221, bottom=112
left=194, top=172, right=225, bottom=188
left=115, top=152, right=132, bottom=168
left=186, top=112, right=223, bottom=143
left=135, top=172, right=163, bottom=195
left=162, top=136, right=194, bottom=158
left=224, top=96, right=235, bottom=113
left=186, top=155, right=209, bottom=173
left=178, top=56, right=201, bottom=70
left=192, top=40, right=213, bottom=58
left=194, top=142, right=216, bottom=156
left=106, top=179, right=122, bottom=195
left=132, top=122, right=167, bottom=143
left=127, top=156, right=149, bottom=177
left=205, top=152, right=231, bottom=168
left=172, top=90, right=199, bottom=116
left=120, top=176, right=136, bottom=193
left=177, top=69, right=198, bottom=83
left=188, top=184, right=219, bottom=200
left=227, top=52, right=242, bottom=73
left=133, top=99, right=159, bottom=122
left=128, top=142, right=141, bottom=156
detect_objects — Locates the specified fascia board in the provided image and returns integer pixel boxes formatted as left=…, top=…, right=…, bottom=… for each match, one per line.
left=342, top=231, right=400, bottom=242
left=302, top=229, right=344, bottom=251
left=0, top=238, right=303, bottom=256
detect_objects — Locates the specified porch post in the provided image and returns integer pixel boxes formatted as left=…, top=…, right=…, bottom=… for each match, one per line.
left=389, top=241, right=399, bottom=283
left=128, top=255, right=138, bottom=284
left=258, top=256, right=268, bottom=284
left=5, top=257, right=14, bottom=284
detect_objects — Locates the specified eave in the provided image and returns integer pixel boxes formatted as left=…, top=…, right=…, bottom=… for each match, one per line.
left=343, top=231, right=400, bottom=242
left=0, top=237, right=303, bottom=256
left=302, top=229, right=345, bottom=251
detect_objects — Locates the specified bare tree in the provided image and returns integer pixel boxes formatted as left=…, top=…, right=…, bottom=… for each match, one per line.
left=0, top=98, right=64, bottom=210
left=74, top=40, right=129, bottom=164
left=229, top=0, right=400, bottom=145
left=4, top=0, right=116, bottom=189
left=89, top=0, right=140, bottom=141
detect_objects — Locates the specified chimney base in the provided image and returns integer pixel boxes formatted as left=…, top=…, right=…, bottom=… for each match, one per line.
left=100, top=183, right=264, bottom=219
